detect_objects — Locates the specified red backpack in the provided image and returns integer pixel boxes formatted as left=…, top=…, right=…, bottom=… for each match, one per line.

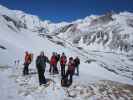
left=50, top=55, right=57, bottom=65
left=60, top=56, right=67, bottom=65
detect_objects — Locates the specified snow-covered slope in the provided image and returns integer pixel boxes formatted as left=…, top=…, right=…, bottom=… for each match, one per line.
left=0, top=5, right=133, bottom=100
left=1, top=5, right=133, bottom=53
left=55, top=12, right=133, bottom=53
left=0, top=5, right=70, bottom=33
left=0, top=3, right=133, bottom=85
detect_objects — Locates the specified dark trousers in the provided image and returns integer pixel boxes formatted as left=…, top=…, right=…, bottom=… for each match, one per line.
left=61, top=64, right=65, bottom=77
left=23, top=63, right=29, bottom=75
left=75, top=65, right=79, bottom=75
left=49, top=64, right=53, bottom=73
left=54, top=63, right=59, bottom=74
left=49, top=64, right=58, bottom=74
left=37, top=69, right=46, bottom=85
left=65, top=70, right=74, bottom=84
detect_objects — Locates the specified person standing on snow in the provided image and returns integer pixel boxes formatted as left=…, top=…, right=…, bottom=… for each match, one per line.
left=60, top=52, right=67, bottom=77
left=56, top=53, right=60, bottom=63
left=36, top=51, right=50, bottom=85
left=49, top=52, right=58, bottom=74
left=65, top=57, right=75, bottom=84
left=74, top=56, right=80, bottom=76
left=23, top=51, right=32, bottom=75
left=54, top=52, right=59, bottom=73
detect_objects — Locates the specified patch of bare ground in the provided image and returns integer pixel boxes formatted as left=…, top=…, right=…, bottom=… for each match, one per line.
left=65, top=80, right=133, bottom=100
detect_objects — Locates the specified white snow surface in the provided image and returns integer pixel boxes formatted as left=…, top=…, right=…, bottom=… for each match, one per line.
left=0, top=5, right=133, bottom=100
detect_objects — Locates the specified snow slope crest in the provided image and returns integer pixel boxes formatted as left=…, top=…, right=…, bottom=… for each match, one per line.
left=0, top=5, right=133, bottom=53
left=55, top=12, right=133, bottom=53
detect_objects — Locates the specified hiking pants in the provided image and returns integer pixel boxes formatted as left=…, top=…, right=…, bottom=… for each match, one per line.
left=23, top=63, right=29, bottom=75
left=61, top=64, right=65, bottom=77
left=37, top=69, right=46, bottom=85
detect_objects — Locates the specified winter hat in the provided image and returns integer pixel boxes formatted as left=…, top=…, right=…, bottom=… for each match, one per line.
left=69, top=57, right=73, bottom=60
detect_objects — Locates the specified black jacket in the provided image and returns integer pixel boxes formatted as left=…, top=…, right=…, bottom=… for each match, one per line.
left=74, top=58, right=80, bottom=67
left=36, top=55, right=49, bottom=71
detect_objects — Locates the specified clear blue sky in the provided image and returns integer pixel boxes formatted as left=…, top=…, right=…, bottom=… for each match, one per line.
left=0, top=0, right=133, bottom=22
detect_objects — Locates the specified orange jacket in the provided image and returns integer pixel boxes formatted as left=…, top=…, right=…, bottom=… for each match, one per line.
left=25, top=54, right=31, bottom=64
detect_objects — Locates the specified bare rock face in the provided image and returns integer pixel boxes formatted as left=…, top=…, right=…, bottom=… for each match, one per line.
left=91, top=12, right=114, bottom=26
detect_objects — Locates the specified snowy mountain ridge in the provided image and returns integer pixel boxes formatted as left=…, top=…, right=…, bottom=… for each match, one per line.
left=0, top=5, right=133, bottom=53
left=1, top=5, right=133, bottom=100
left=55, top=12, right=133, bottom=53
left=0, top=5, right=70, bottom=33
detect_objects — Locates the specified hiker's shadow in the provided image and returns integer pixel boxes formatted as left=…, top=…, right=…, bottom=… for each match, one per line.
left=29, top=71, right=37, bottom=75
left=28, top=69, right=37, bottom=75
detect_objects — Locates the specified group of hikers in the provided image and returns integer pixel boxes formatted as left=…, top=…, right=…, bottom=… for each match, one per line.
left=23, top=51, right=80, bottom=87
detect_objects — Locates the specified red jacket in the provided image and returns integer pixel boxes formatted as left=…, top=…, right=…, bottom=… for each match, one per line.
left=68, top=61, right=75, bottom=71
left=60, top=56, right=67, bottom=65
left=50, top=55, right=57, bottom=65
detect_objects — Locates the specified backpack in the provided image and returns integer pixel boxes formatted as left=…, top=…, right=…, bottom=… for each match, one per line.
left=28, top=54, right=33, bottom=63
left=61, top=77, right=70, bottom=87
left=29, top=54, right=33, bottom=62
left=50, top=55, right=57, bottom=65
left=60, top=56, right=67, bottom=65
